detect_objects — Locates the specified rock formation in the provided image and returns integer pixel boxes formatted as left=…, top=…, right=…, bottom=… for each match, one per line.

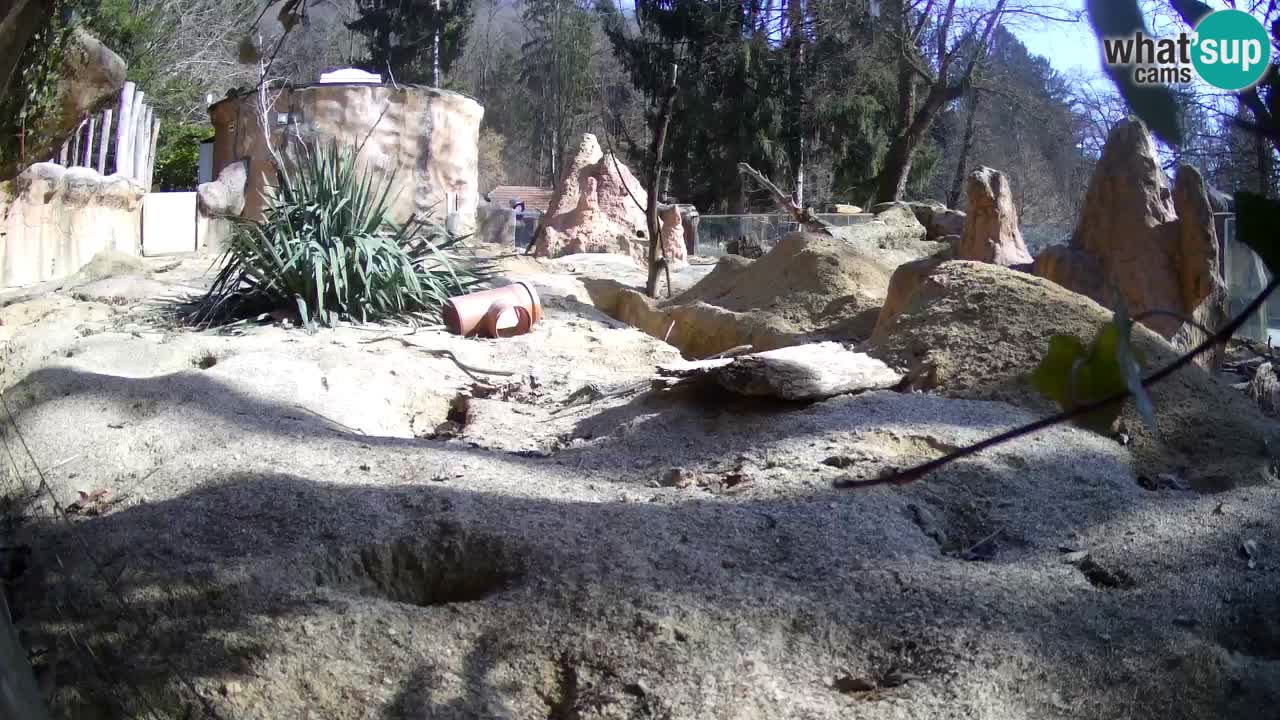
left=828, top=203, right=945, bottom=268
left=1032, top=119, right=1227, bottom=368
left=1248, top=362, right=1280, bottom=417
left=1, top=163, right=144, bottom=288
left=1, top=26, right=126, bottom=181
left=533, top=134, right=687, bottom=266
left=957, top=167, right=1033, bottom=265
left=58, top=28, right=127, bottom=138
left=912, top=201, right=966, bottom=241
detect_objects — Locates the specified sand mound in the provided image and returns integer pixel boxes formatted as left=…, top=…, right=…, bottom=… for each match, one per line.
left=75, top=250, right=146, bottom=282
left=867, top=260, right=1280, bottom=491
left=599, top=233, right=896, bottom=358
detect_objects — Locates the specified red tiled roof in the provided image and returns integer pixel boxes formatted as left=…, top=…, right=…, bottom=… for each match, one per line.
left=487, top=185, right=555, bottom=213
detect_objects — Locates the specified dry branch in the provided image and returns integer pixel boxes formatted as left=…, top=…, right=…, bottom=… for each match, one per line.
left=736, top=163, right=833, bottom=235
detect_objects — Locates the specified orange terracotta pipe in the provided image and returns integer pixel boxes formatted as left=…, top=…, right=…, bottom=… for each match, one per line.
left=443, top=281, right=543, bottom=338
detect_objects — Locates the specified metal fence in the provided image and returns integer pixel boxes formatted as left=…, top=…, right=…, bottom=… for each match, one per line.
left=694, top=213, right=873, bottom=256
left=1221, top=212, right=1276, bottom=343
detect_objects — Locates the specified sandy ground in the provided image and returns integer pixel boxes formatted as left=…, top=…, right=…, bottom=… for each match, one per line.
left=2, top=251, right=1280, bottom=719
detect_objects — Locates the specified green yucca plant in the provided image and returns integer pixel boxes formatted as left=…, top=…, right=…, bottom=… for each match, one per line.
left=186, top=139, right=494, bottom=327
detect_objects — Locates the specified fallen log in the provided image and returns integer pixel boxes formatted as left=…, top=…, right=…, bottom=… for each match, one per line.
left=656, top=342, right=903, bottom=401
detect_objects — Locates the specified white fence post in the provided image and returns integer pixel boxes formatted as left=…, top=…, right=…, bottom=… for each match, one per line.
left=83, top=116, right=96, bottom=167
left=97, top=109, right=112, bottom=175
left=115, top=82, right=135, bottom=176
left=145, top=117, right=160, bottom=190
left=129, top=94, right=146, bottom=182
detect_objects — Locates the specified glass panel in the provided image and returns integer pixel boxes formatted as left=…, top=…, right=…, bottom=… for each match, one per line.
left=1222, top=213, right=1271, bottom=342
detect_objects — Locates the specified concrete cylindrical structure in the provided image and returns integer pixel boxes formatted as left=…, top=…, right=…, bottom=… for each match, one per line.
left=208, top=84, right=484, bottom=235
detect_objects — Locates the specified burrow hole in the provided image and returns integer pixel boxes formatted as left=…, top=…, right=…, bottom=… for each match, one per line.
left=315, top=523, right=525, bottom=607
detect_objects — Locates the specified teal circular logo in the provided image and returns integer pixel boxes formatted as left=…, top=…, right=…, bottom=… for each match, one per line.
left=1192, top=9, right=1272, bottom=91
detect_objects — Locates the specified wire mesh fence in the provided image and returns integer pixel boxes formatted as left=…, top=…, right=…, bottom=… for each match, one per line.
left=693, top=213, right=873, bottom=256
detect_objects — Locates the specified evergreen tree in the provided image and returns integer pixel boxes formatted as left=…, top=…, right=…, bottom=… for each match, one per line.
left=520, top=0, right=597, bottom=185
left=348, top=0, right=474, bottom=85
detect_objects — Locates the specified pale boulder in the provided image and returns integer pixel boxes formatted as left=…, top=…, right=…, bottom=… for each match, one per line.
left=197, top=160, right=248, bottom=251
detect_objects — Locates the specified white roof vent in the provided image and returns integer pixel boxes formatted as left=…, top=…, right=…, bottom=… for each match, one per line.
left=318, top=68, right=382, bottom=84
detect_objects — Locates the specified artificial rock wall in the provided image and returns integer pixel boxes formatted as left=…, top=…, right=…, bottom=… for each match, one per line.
left=209, top=85, right=484, bottom=235
left=0, top=163, right=143, bottom=288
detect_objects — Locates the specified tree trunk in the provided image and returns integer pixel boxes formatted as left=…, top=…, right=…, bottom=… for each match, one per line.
left=1256, top=124, right=1273, bottom=195
left=795, top=137, right=804, bottom=207
left=0, top=0, right=51, bottom=106
left=947, top=89, right=980, bottom=208
left=876, top=82, right=957, bottom=203
left=645, top=63, right=679, bottom=298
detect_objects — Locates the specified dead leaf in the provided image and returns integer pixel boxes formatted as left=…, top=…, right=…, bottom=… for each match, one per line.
left=66, top=488, right=115, bottom=516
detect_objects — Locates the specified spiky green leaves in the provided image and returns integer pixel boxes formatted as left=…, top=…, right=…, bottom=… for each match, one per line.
left=187, top=139, right=494, bottom=328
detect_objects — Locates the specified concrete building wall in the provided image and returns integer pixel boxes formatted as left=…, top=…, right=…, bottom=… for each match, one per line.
left=142, top=192, right=197, bottom=256
left=209, top=84, right=484, bottom=235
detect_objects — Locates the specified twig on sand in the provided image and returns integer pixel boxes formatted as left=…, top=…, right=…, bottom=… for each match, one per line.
left=550, top=381, right=651, bottom=418
left=357, top=335, right=516, bottom=380
left=959, top=527, right=1003, bottom=559
left=289, top=405, right=367, bottom=436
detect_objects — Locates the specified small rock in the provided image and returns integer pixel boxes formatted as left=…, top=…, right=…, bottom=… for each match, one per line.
left=1077, top=556, right=1135, bottom=589
left=661, top=467, right=698, bottom=488
left=623, top=681, right=647, bottom=697
left=821, top=455, right=857, bottom=469
left=879, top=667, right=919, bottom=688
left=220, top=681, right=241, bottom=696
left=906, top=503, right=946, bottom=547
left=1239, top=539, right=1260, bottom=569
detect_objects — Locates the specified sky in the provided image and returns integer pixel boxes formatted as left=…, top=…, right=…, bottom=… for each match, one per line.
left=1012, top=2, right=1105, bottom=80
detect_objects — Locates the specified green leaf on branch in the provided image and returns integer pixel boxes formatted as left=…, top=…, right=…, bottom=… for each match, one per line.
left=1235, top=191, right=1280, bottom=278
left=1031, top=311, right=1150, bottom=434
left=1086, top=0, right=1184, bottom=146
